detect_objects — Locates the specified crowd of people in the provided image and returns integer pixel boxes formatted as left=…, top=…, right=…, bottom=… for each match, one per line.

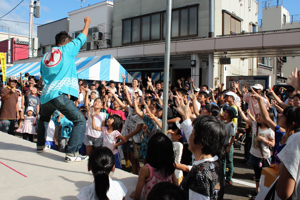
left=1, top=16, right=299, bottom=200
left=0, top=69, right=300, bottom=200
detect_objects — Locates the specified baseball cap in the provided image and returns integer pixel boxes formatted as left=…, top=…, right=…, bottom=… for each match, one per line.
left=225, top=91, right=237, bottom=100
left=26, top=106, right=34, bottom=113
left=194, top=88, right=200, bottom=92
left=9, top=76, right=18, bottom=82
left=223, top=105, right=238, bottom=118
left=252, top=84, right=263, bottom=91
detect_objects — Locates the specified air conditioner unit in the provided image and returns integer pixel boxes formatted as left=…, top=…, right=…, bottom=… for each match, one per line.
left=92, top=32, right=103, bottom=41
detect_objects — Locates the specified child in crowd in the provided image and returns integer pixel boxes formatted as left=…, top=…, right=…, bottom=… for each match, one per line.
left=147, top=182, right=187, bottom=200
left=103, top=92, right=126, bottom=121
left=21, top=106, right=36, bottom=142
left=101, top=114, right=127, bottom=169
left=45, top=116, right=56, bottom=150
left=168, top=124, right=184, bottom=185
left=133, top=95, right=162, bottom=160
left=108, top=87, right=144, bottom=174
left=236, top=100, right=275, bottom=195
left=176, top=115, right=226, bottom=199
left=131, top=133, right=176, bottom=200
left=16, top=89, right=24, bottom=132
left=77, top=146, right=127, bottom=200
left=84, top=86, right=107, bottom=156
left=222, top=106, right=237, bottom=186
left=59, top=114, right=74, bottom=153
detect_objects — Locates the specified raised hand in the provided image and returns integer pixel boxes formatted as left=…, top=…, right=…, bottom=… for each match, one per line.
left=84, top=16, right=91, bottom=24
left=288, top=68, right=300, bottom=91
left=121, top=74, right=127, bottom=80
left=250, top=86, right=261, bottom=100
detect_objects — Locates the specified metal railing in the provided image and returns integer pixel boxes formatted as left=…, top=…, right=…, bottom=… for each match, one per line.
left=291, top=14, right=300, bottom=23
left=262, top=0, right=283, bottom=9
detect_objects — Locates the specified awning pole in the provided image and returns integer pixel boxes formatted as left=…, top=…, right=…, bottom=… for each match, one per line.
left=162, top=0, right=172, bottom=134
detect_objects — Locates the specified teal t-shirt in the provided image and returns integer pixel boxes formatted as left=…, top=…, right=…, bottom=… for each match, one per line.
left=40, top=33, right=86, bottom=104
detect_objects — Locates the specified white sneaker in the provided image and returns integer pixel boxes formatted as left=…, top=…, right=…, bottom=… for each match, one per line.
left=65, top=155, right=89, bottom=162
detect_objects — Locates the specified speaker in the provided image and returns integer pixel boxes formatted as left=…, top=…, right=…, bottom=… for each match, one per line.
left=220, top=58, right=231, bottom=65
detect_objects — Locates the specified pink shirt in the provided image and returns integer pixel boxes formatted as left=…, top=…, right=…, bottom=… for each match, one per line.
left=243, top=93, right=269, bottom=117
left=102, top=127, right=121, bottom=155
left=108, top=108, right=126, bottom=120
left=141, top=164, right=173, bottom=200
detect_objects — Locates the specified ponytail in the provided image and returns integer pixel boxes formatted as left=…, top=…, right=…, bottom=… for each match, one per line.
left=94, top=172, right=110, bottom=200
left=88, top=146, right=116, bottom=200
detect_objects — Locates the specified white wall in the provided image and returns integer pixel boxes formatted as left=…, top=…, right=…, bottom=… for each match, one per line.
left=221, top=0, right=258, bottom=33
left=0, top=32, right=29, bottom=42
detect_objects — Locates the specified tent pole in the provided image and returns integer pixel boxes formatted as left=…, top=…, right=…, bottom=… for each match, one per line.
left=162, top=0, right=172, bottom=134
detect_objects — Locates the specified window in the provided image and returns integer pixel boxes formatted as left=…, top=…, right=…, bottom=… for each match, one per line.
left=222, top=11, right=242, bottom=35
left=122, top=5, right=198, bottom=44
left=132, top=18, right=140, bottom=42
left=123, top=19, right=131, bottom=44
left=151, top=14, right=160, bottom=40
left=171, top=10, right=179, bottom=37
left=283, top=14, right=287, bottom=24
left=142, top=16, right=150, bottom=41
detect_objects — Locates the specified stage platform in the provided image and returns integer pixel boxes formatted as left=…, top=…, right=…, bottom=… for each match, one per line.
left=0, top=132, right=138, bottom=200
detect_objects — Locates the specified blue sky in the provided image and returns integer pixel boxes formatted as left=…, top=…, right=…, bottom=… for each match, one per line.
left=0, top=0, right=299, bottom=37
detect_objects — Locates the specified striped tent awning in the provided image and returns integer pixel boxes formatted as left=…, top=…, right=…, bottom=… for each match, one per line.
left=6, top=55, right=133, bottom=83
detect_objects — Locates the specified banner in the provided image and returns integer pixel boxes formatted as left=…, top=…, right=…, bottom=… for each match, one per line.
left=0, top=53, right=6, bottom=82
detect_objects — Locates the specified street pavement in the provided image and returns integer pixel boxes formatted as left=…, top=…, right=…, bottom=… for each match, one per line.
left=2, top=132, right=256, bottom=200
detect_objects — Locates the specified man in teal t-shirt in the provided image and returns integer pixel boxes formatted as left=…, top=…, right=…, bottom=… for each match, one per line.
left=37, top=16, right=91, bottom=162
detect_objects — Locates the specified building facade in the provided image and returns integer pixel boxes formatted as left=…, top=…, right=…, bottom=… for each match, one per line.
left=19, top=0, right=261, bottom=88
left=37, top=18, right=69, bottom=57
left=259, top=2, right=300, bottom=83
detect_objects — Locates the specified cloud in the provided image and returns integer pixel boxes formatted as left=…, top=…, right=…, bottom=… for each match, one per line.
left=41, top=5, right=50, bottom=13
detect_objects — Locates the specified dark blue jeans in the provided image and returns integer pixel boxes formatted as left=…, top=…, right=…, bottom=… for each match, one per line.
left=0, top=120, right=16, bottom=135
left=37, top=94, right=86, bottom=156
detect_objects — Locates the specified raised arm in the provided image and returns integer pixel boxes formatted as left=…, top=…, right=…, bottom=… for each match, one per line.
left=209, top=87, right=217, bottom=104
left=148, top=113, right=162, bottom=130
left=81, top=16, right=91, bottom=37
left=84, top=87, right=90, bottom=112
left=108, top=88, right=128, bottom=112
left=268, top=87, right=287, bottom=109
left=133, top=96, right=144, bottom=119
left=123, top=86, right=133, bottom=107
left=234, top=100, right=252, bottom=126
left=91, top=112, right=102, bottom=131
left=190, top=92, right=200, bottom=117
left=252, top=91, right=282, bottom=132
left=20, top=72, right=24, bottom=87
left=246, top=109, right=256, bottom=122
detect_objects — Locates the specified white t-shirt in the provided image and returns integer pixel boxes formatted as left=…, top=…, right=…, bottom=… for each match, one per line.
left=46, top=120, right=55, bottom=141
left=86, top=110, right=106, bottom=138
left=225, top=121, right=236, bottom=143
left=77, top=177, right=127, bottom=200
left=121, top=106, right=144, bottom=143
left=173, top=141, right=183, bottom=179
left=126, top=86, right=142, bottom=98
left=250, top=121, right=275, bottom=158
left=278, top=132, right=300, bottom=200
left=78, top=92, right=85, bottom=105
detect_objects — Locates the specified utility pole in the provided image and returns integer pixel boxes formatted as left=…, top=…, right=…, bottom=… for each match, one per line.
left=162, top=0, right=172, bottom=134
left=29, top=0, right=34, bottom=58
